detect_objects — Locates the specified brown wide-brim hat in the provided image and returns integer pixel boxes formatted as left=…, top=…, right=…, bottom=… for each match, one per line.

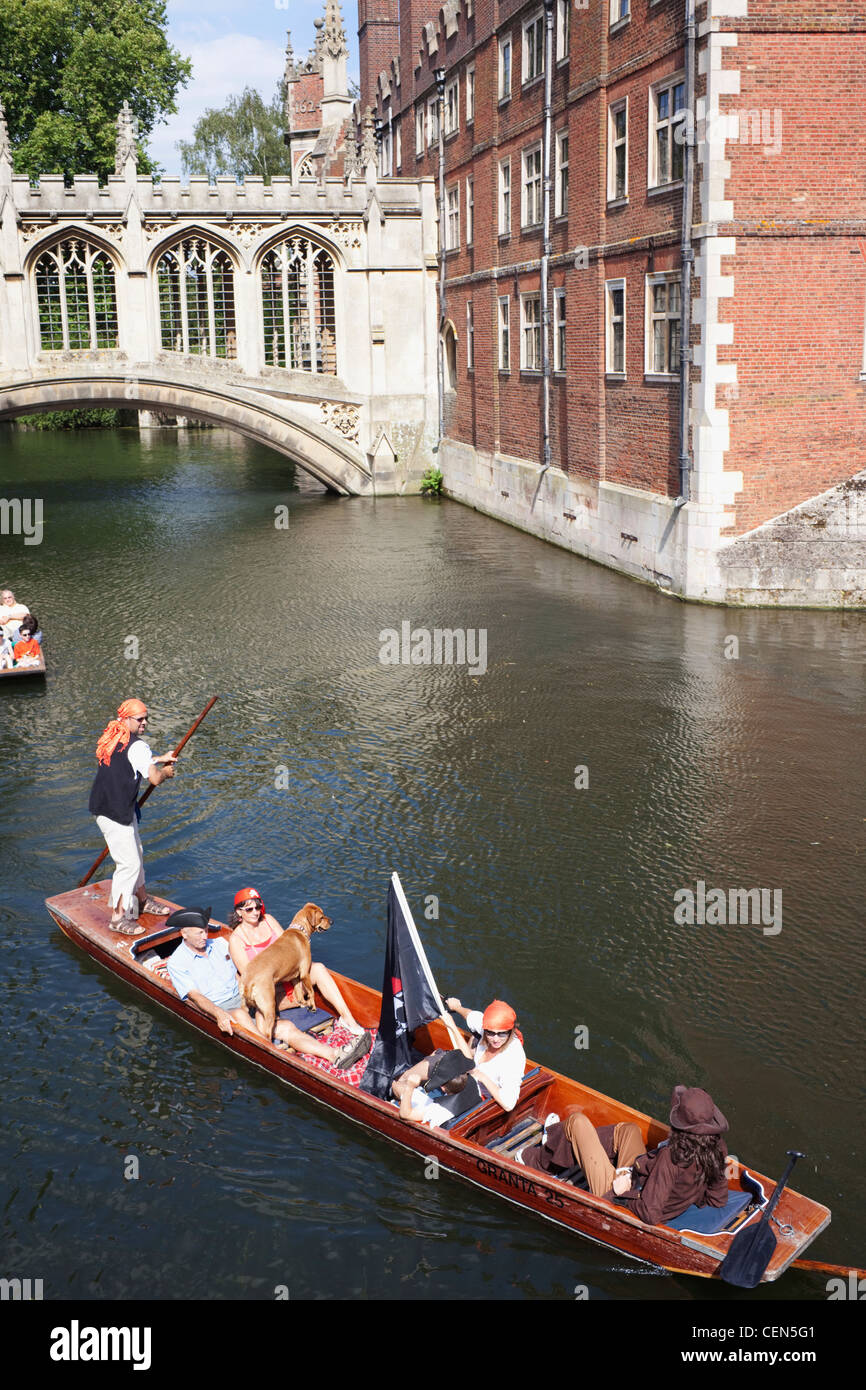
left=669, top=1085, right=728, bottom=1135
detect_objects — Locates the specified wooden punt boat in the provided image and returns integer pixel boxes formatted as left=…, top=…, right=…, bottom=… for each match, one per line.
left=0, top=648, right=45, bottom=678
left=45, top=880, right=830, bottom=1282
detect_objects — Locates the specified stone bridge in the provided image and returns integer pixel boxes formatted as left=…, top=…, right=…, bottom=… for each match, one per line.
left=0, top=140, right=439, bottom=495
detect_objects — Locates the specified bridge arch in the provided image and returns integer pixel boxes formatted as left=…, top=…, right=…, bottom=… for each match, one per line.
left=0, top=368, right=372, bottom=496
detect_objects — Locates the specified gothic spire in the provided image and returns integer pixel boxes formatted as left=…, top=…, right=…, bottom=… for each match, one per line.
left=283, top=31, right=296, bottom=82
left=323, top=0, right=349, bottom=61
left=360, top=107, right=377, bottom=168
left=114, top=100, right=139, bottom=175
left=0, top=98, right=12, bottom=171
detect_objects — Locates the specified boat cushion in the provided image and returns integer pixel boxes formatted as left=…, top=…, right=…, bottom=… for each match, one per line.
left=666, top=1188, right=754, bottom=1234
left=278, top=1005, right=334, bottom=1034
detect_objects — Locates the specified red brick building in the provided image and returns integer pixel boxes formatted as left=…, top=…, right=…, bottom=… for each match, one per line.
left=358, top=0, right=865, bottom=606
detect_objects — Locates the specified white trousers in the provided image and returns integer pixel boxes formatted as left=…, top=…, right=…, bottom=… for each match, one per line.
left=95, top=814, right=145, bottom=912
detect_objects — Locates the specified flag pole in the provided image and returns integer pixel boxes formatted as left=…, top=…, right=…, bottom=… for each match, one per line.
left=390, top=872, right=463, bottom=1049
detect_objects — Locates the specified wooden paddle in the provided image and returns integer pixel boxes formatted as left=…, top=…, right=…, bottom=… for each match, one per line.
left=79, top=695, right=219, bottom=888
left=718, top=1149, right=805, bottom=1288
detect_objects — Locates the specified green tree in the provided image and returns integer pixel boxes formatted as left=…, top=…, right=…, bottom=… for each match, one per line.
left=0, top=0, right=191, bottom=180
left=177, top=87, right=292, bottom=184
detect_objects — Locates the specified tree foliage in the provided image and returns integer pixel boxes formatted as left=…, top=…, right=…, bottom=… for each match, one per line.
left=177, top=87, right=292, bottom=184
left=0, top=0, right=191, bottom=180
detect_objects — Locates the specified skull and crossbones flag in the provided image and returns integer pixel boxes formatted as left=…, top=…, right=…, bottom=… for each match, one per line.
left=360, top=874, right=443, bottom=1099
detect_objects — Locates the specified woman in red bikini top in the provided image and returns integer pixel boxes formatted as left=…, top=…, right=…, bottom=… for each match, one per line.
left=227, top=887, right=281, bottom=966
left=226, top=886, right=366, bottom=1035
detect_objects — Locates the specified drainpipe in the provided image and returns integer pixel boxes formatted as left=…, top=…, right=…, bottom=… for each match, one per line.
left=435, top=67, right=446, bottom=447
left=539, top=0, right=555, bottom=475
left=677, top=0, right=697, bottom=506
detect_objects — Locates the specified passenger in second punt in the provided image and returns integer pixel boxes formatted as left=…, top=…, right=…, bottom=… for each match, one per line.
left=12, top=615, right=41, bottom=665
left=0, top=588, right=30, bottom=641
left=227, top=886, right=366, bottom=1036
left=166, top=906, right=371, bottom=1070
left=520, top=1085, right=730, bottom=1226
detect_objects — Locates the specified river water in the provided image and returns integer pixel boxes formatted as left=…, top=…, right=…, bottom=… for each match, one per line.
left=1, top=425, right=863, bottom=1302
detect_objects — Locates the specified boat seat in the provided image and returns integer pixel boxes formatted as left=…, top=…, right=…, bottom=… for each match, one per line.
left=666, top=1172, right=764, bottom=1234
left=487, top=1116, right=540, bottom=1153
left=557, top=1161, right=590, bottom=1191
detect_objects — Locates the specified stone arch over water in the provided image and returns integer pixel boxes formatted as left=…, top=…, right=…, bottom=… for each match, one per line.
left=0, top=370, right=373, bottom=496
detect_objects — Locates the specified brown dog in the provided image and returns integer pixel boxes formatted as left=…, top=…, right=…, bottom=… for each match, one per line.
left=240, top=903, right=332, bottom=1040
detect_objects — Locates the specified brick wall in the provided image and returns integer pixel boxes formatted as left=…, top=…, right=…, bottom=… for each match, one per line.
left=361, top=0, right=866, bottom=541
left=717, top=26, right=866, bottom=532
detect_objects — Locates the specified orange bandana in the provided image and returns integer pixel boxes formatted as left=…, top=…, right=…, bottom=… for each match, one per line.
left=482, top=999, right=517, bottom=1031
left=95, top=699, right=147, bottom=765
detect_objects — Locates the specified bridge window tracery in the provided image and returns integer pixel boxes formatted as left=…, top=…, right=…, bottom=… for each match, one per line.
left=34, top=240, right=119, bottom=351
left=156, top=238, right=237, bottom=358
left=261, top=238, right=337, bottom=375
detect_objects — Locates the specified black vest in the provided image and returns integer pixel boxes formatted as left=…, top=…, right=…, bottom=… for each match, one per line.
left=89, top=734, right=143, bottom=825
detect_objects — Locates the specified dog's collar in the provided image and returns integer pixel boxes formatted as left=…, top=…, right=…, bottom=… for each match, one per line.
left=290, top=923, right=312, bottom=938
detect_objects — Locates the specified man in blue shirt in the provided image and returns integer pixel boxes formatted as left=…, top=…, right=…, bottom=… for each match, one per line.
left=166, top=907, right=370, bottom=1069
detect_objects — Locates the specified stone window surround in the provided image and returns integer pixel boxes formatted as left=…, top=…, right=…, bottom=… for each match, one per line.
left=648, top=71, right=687, bottom=192
left=498, top=157, right=511, bottom=238
left=645, top=270, right=681, bottom=379
left=607, top=97, right=628, bottom=205
left=498, top=294, right=510, bottom=372
left=553, top=286, right=566, bottom=373
left=498, top=33, right=513, bottom=103
left=522, top=9, right=545, bottom=88
left=521, top=142, right=543, bottom=230
left=520, top=290, right=542, bottom=373
left=605, top=277, right=626, bottom=377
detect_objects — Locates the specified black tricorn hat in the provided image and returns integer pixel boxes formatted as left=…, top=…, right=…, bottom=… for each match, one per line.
left=424, top=1049, right=475, bottom=1093
left=167, top=905, right=213, bottom=932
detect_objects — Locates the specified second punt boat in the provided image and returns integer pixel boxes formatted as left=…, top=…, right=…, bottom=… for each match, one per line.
left=45, top=879, right=830, bottom=1282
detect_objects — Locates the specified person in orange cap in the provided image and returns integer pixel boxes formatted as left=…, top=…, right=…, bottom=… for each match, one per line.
left=88, top=699, right=178, bottom=934
left=441, top=996, right=527, bottom=1114
left=226, top=887, right=366, bottom=1036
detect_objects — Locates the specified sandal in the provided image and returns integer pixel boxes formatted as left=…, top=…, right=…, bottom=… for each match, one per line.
left=110, top=916, right=145, bottom=937
left=139, top=897, right=170, bottom=916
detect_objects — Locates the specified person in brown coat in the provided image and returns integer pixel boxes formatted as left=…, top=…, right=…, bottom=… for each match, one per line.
left=521, top=1085, right=729, bottom=1226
